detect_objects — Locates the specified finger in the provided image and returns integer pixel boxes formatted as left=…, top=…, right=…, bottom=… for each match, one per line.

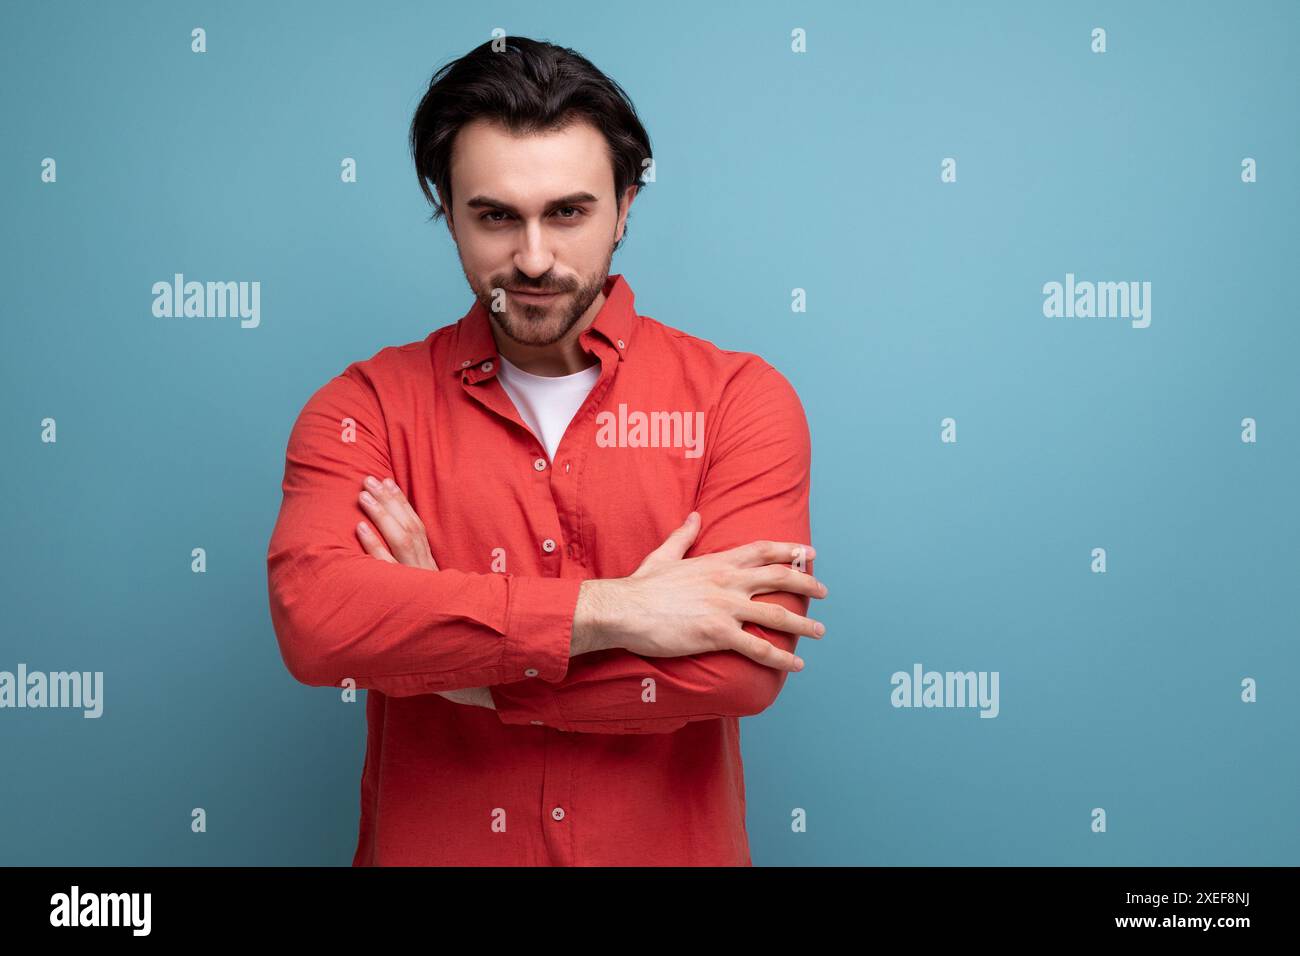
left=732, top=598, right=825, bottom=639
left=365, top=475, right=419, bottom=535
left=744, top=565, right=828, bottom=599
left=371, top=477, right=439, bottom=570
left=377, top=476, right=420, bottom=522
left=359, top=489, right=411, bottom=553
left=641, top=511, right=701, bottom=566
left=727, top=540, right=817, bottom=569
left=359, top=479, right=441, bottom=570
left=356, top=521, right=397, bottom=563
left=723, top=627, right=805, bottom=672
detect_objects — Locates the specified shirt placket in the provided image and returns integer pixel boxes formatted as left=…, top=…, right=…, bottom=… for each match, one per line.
left=547, top=336, right=621, bottom=569
left=540, top=729, right=576, bottom=865
left=458, top=345, right=619, bottom=866
left=536, top=339, right=625, bottom=866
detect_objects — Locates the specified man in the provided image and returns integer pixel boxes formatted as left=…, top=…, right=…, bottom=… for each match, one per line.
left=266, top=36, right=827, bottom=866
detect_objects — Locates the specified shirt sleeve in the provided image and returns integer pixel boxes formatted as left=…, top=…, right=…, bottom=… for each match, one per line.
left=266, top=368, right=582, bottom=697
left=489, top=362, right=814, bottom=733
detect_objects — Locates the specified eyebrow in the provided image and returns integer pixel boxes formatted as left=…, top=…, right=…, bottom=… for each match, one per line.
left=464, top=192, right=600, bottom=215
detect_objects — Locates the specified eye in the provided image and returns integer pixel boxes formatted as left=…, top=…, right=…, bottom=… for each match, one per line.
left=478, top=207, right=586, bottom=224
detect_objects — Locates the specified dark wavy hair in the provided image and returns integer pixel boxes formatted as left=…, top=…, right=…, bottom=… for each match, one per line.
left=410, top=36, right=652, bottom=251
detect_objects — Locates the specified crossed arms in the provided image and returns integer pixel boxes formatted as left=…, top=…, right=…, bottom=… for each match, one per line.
left=266, top=362, right=823, bottom=734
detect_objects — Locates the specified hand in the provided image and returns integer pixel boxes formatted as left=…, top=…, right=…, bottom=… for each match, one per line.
left=574, top=512, right=827, bottom=672
left=355, top=474, right=494, bottom=709
left=356, top=475, right=438, bottom=570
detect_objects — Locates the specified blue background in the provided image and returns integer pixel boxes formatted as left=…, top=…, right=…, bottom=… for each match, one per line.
left=2, top=0, right=1296, bottom=865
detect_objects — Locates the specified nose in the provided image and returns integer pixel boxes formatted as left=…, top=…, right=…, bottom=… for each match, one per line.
left=513, top=219, right=555, bottom=278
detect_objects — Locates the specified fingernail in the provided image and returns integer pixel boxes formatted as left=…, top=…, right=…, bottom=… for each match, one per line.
left=814, top=623, right=825, bottom=636
left=361, top=491, right=376, bottom=505
left=365, top=476, right=380, bottom=491
left=794, top=658, right=805, bottom=671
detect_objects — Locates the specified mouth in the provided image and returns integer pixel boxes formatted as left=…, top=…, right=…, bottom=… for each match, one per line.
left=508, top=288, right=564, bottom=303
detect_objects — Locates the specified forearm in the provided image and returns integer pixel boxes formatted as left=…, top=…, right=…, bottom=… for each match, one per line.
left=489, top=587, right=808, bottom=730
left=268, top=543, right=582, bottom=696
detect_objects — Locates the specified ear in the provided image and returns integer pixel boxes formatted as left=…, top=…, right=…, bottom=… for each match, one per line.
left=436, top=186, right=456, bottom=240
left=614, top=185, right=638, bottom=244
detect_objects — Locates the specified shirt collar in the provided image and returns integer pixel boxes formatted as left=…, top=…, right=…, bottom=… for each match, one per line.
left=451, top=273, right=637, bottom=380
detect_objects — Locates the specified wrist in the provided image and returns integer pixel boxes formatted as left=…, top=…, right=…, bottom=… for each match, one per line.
left=572, top=578, right=623, bottom=656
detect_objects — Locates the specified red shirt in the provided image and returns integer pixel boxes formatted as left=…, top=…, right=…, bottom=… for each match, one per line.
left=266, top=273, right=813, bottom=866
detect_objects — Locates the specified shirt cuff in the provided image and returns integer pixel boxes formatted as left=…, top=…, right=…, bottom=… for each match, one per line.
left=501, top=574, right=583, bottom=684
left=489, top=678, right=570, bottom=730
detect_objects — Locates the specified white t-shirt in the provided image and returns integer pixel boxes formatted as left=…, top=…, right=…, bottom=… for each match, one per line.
left=495, top=354, right=601, bottom=462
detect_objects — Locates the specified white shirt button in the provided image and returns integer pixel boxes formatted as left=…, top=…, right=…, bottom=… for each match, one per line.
left=460, top=359, right=472, bottom=368
left=542, top=538, right=556, bottom=553
left=564, top=462, right=571, bottom=473
left=480, top=360, right=493, bottom=373
left=524, top=667, right=539, bottom=677
left=533, top=457, right=547, bottom=471
left=551, top=807, right=565, bottom=821
left=617, top=339, right=625, bottom=349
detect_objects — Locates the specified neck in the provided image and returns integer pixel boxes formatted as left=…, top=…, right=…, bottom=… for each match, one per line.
left=492, top=290, right=605, bottom=376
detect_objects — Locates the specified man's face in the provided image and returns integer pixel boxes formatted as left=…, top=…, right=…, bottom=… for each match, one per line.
left=441, top=117, right=635, bottom=348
